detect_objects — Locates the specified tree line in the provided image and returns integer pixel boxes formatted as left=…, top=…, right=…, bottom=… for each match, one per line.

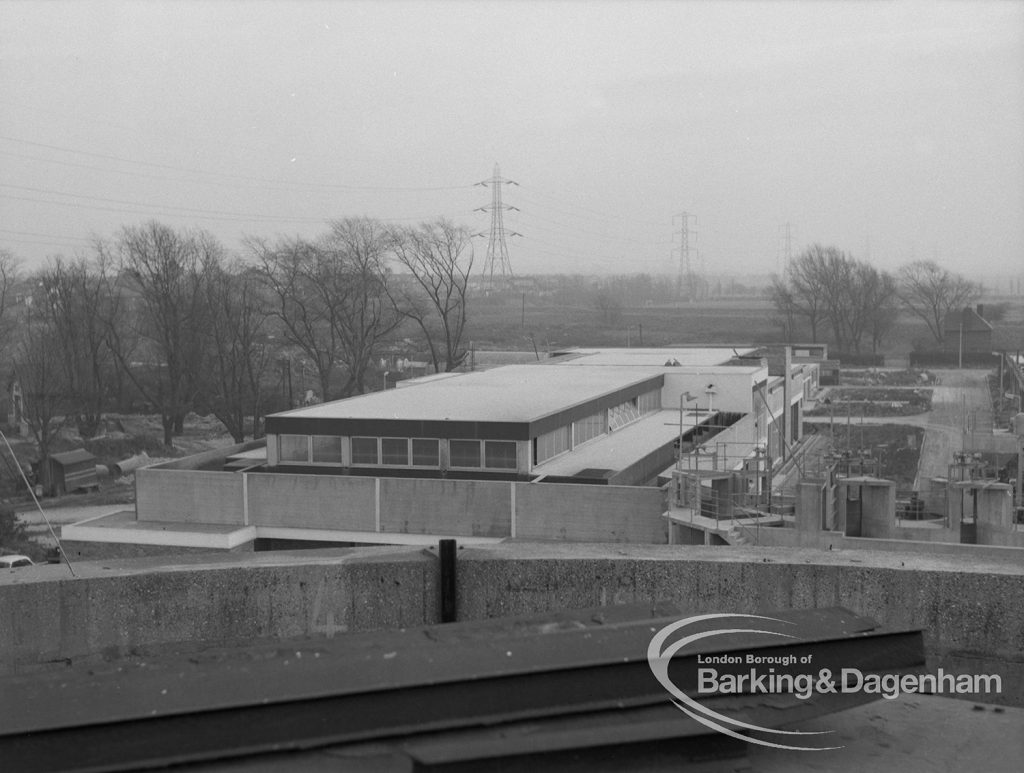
left=0, top=218, right=474, bottom=457
left=769, top=244, right=980, bottom=354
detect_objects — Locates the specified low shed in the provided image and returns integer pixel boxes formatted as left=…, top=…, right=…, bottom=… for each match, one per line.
left=40, top=449, right=98, bottom=496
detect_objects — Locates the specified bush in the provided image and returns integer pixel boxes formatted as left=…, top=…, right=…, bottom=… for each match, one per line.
left=0, top=505, right=31, bottom=556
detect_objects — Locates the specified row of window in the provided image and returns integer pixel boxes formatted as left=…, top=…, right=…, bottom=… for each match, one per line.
left=278, top=435, right=519, bottom=470
left=534, top=389, right=661, bottom=465
left=276, top=388, right=661, bottom=471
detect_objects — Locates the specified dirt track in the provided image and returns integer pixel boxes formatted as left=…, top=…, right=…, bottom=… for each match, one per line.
left=806, top=369, right=1017, bottom=492
left=912, top=369, right=994, bottom=490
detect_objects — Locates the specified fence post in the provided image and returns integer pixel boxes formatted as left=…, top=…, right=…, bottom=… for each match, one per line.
left=439, top=539, right=457, bottom=623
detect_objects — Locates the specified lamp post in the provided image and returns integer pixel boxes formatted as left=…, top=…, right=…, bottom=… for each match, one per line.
left=678, top=391, right=696, bottom=465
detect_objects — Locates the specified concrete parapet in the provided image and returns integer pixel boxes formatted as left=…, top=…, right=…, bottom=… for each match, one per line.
left=1, top=544, right=1021, bottom=703
left=840, top=477, right=896, bottom=538
left=136, top=469, right=244, bottom=525
left=796, top=480, right=824, bottom=532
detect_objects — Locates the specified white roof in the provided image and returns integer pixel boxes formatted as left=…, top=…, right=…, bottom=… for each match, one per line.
left=551, top=347, right=756, bottom=367
left=270, top=364, right=661, bottom=424
left=534, top=409, right=698, bottom=477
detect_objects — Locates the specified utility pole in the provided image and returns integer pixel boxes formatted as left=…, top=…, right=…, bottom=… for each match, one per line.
left=777, top=222, right=796, bottom=274
left=475, top=163, right=519, bottom=291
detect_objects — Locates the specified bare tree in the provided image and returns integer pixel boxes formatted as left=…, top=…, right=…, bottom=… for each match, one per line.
left=250, top=235, right=346, bottom=402
left=200, top=261, right=272, bottom=442
left=324, top=218, right=400, bottom=395
left=36, top=257, right=120, bottom=437
left=767, top=276, right=799, bottom=340
left=388, top=219, right=474, bottom=372
left=104, top=222, right=216, bottom=447
left=771, top=245, right=898, bottom=354
left=864, top=269, right=901, bottom=354
left=0, top=250, right=19, bottom=361
left=11, top=295, right=72, bottom=470
left=783, top=248, right=829, bottom=342
left=897, top=260, right=980, bottom=344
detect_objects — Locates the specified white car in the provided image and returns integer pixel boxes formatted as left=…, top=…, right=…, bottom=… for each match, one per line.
left=0, top=555, right=34, bottom=569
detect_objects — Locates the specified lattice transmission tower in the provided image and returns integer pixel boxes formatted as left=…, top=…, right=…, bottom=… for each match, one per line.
left=673, top=212, right=698, bottom=300
left=475, top=164, right=519, bottom=290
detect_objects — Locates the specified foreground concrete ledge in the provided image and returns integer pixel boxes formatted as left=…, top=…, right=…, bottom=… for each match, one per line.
left=3, top=541, right=1022, bottom=586
left=0, top=544, right=432, bottom=584
left=1, top=542, right=1022, bottom=706
left=461, top=542, right=1024, bottom=576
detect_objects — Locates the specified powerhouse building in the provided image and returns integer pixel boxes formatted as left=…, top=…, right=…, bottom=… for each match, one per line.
left=62, top=347, right=817, bottom=554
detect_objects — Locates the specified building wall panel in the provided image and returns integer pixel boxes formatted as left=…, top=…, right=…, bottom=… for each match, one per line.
left=136, top=469, right=244, bottom=525
left=514, top=483, right=666, bottom=543
left=247, top=474, right=376, bottom=531
left=379, top=478, right=511, bottom=537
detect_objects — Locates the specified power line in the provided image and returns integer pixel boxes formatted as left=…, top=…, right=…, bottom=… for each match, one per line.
left=0, top=189, right=469, bottom=226
left=0, top=228, right=91, bottom=243
left=518, top=186, right=665, bottom=228
left=514, top=235, right=671, bottom=272
left=510, top=211, right=672, bottom=248
left=0, top=134, right=474, bottom=192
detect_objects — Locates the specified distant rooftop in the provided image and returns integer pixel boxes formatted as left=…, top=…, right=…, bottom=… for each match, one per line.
left=269, top=364, right=661, bottom=425
left=550, top=346, right=756, bottom=367
left=270, top=348, right=763, bottom=426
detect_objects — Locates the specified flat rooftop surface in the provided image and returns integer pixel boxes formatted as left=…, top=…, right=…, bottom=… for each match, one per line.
left=270, top=364, right=660, bottom=423
left=62, top=510, right=245, bottom=535
left=553, top=346, right=758, bottom=367
left=534, top=409, right=698, bottom=477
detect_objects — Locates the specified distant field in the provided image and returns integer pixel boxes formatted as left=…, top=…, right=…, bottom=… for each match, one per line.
left=465, top=296, right=783, bottom=350
left=464, top=292, right=1024, bottom=362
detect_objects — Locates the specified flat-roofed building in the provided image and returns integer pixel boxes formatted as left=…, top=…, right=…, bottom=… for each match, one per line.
left=263, top=348, right=770, bottom=485
left=63, top=346, right=816, bottom=554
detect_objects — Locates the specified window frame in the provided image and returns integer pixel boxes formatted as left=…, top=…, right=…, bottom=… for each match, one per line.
left=350, top=436, right=380, bottom=466
left=310, top=435, right=344, bottom=465
left=380, top=437, right=411, bottom=467
left=279, top=434, right=310, bottom=464
left=448, top=439, right=483, bottom=469
left=411, top=438, right=441, bottom=468
left=484, top=440, right=518, bottom=470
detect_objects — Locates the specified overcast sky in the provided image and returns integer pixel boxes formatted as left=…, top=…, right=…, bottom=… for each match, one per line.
left=2, top=0, right=1022, bottom=281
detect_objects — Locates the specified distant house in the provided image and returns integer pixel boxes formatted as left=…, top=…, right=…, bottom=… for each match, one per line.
left=943, top=305, right=993, bottom=353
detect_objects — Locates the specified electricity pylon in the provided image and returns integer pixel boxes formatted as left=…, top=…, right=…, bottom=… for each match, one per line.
left=475, top=163, right=519, bottom=290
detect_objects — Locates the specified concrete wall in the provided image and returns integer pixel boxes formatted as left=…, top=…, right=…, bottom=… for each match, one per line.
left=60, top=541, right=254, bottom=562
left=860, top=482, right=896, bottom=538
left=380, top=478, right=510, bottom=537
left=248, top=474, right=376, bottom=531
left=750, top=523, right=1024, bottom=558
left=514, top=483, right=667, bottom=543
left=661, top=368, right=765, bottom=414
left=608, top=443, right=678, bottom=487
left=136, top=469, right=245, bottom=525
left=2, top=544, right=1022, bottom=705
left=133, top=467, right=667, bottom=544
